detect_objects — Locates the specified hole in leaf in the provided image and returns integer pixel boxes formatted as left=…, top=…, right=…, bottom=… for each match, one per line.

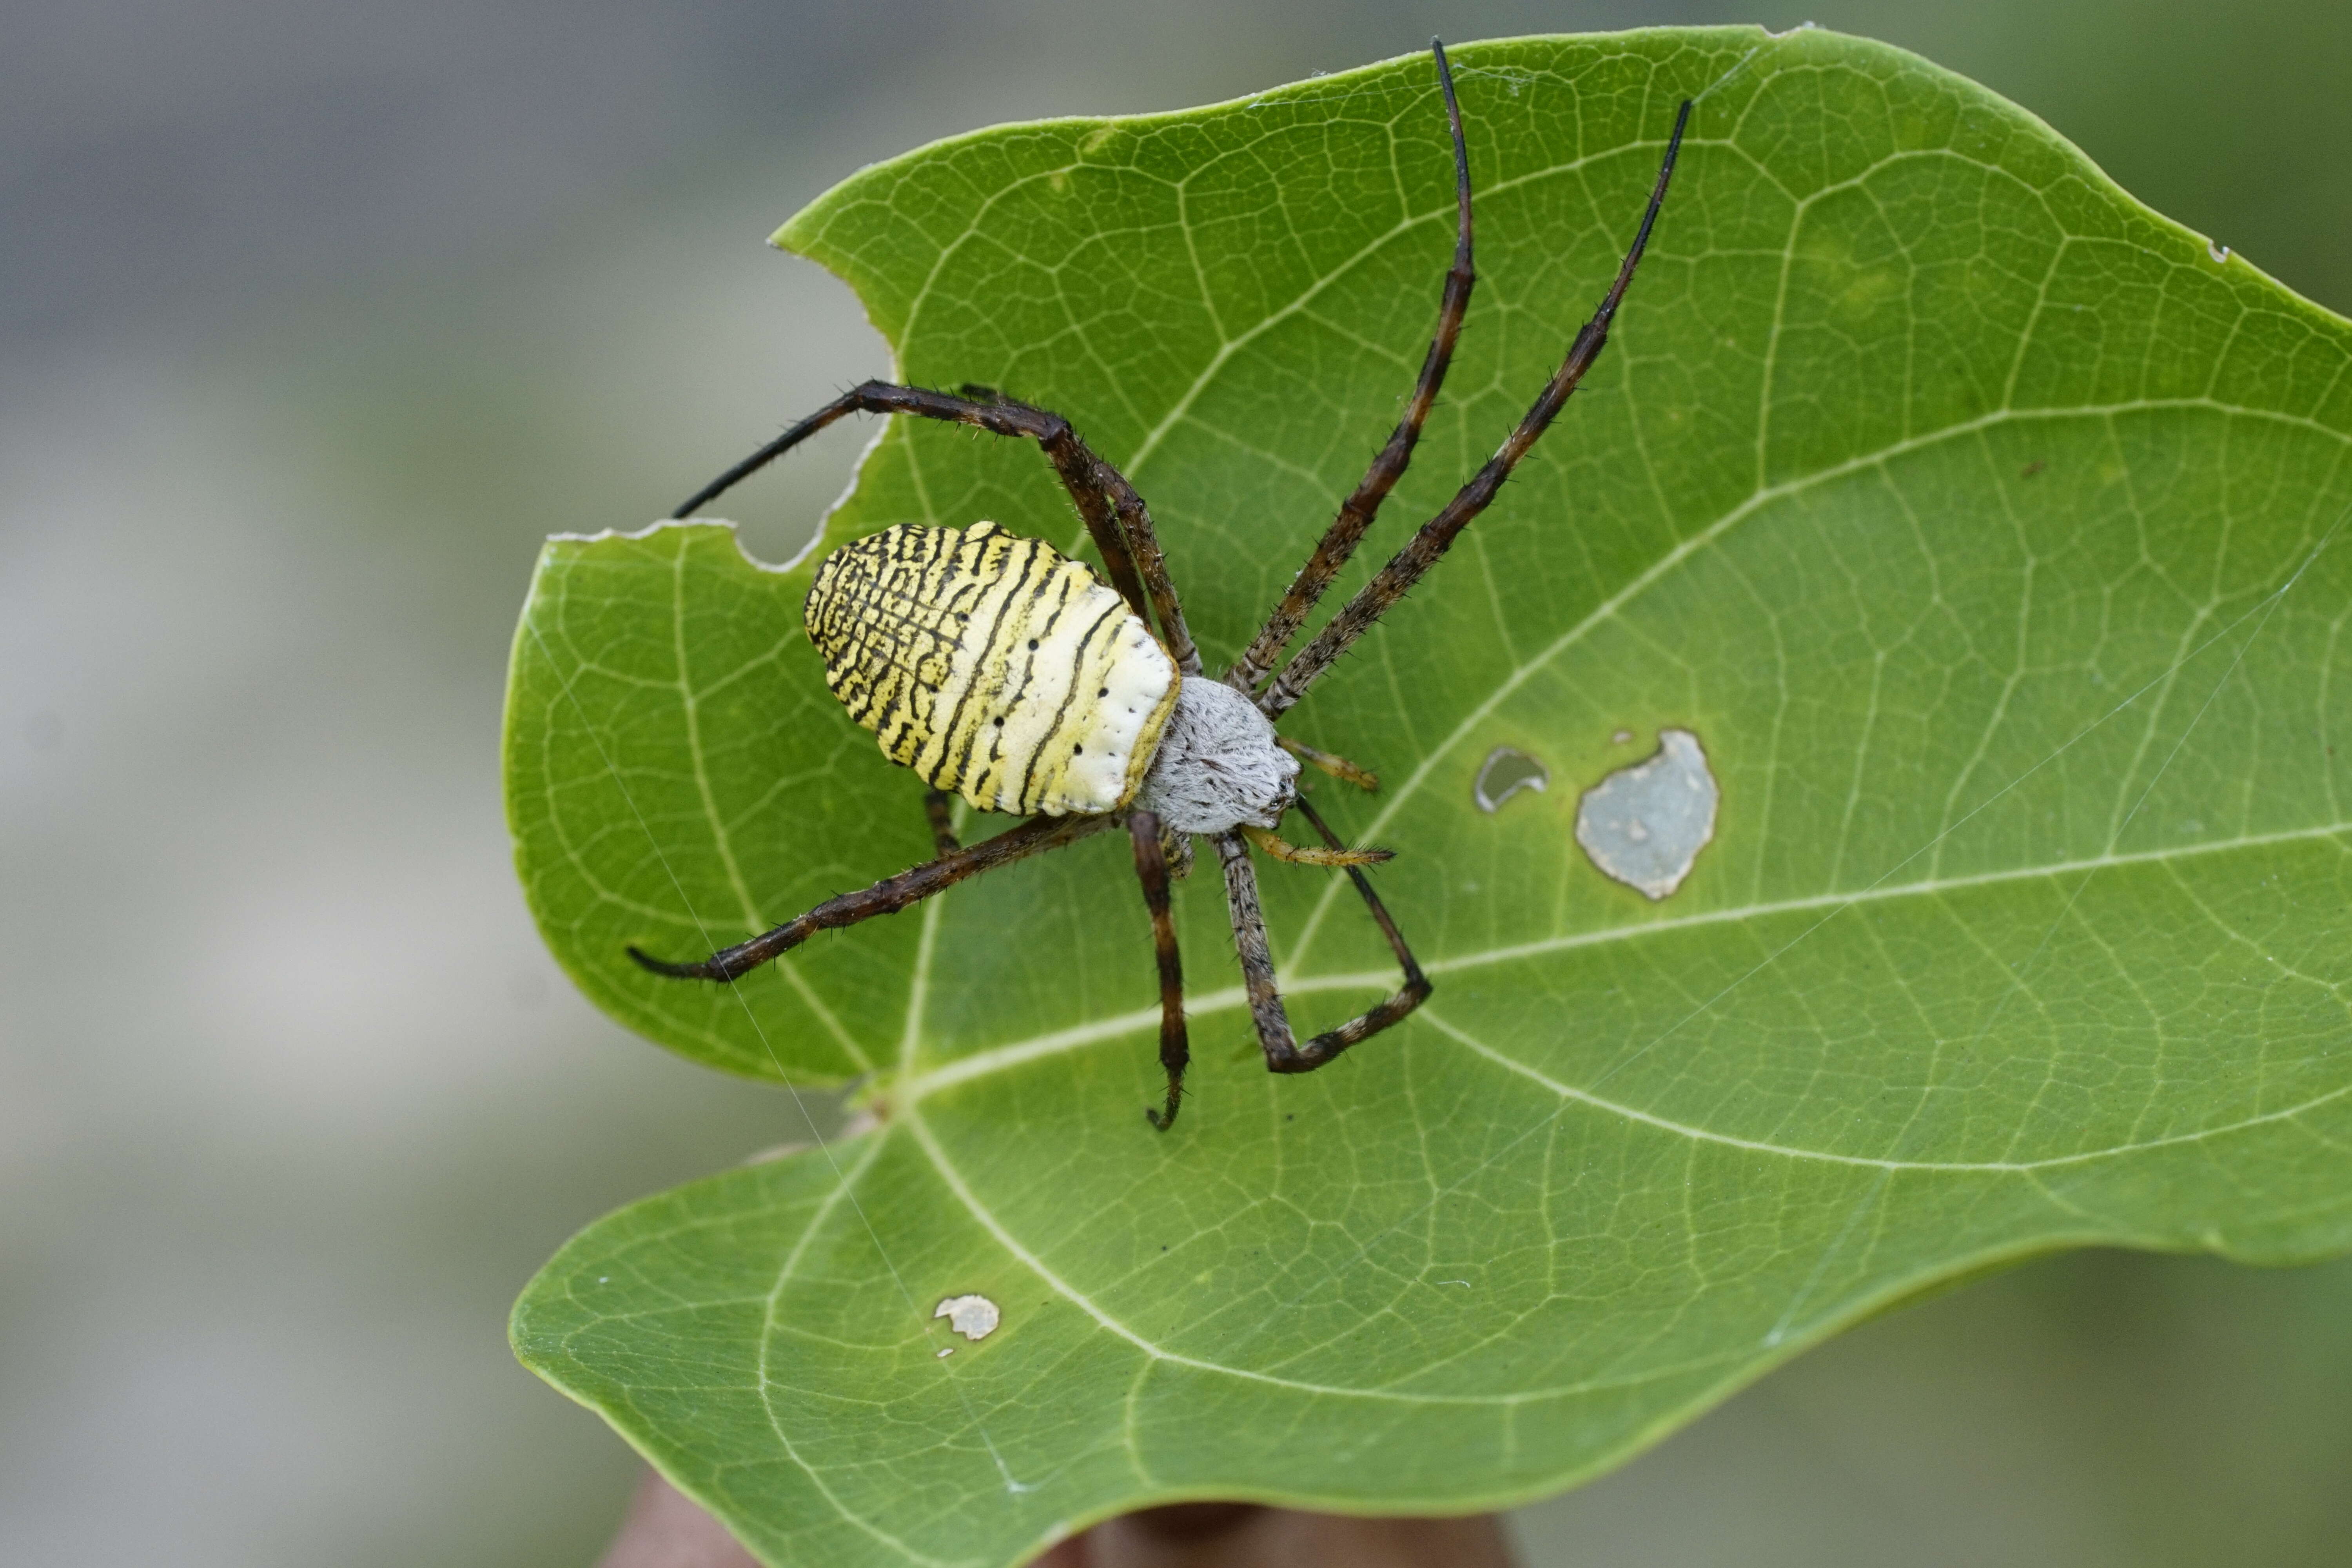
left=935, top=1294, right=1001, bottom=1341
left=1575, top=728, right=1719, bottom=900
left=1473, top=746, right=1550, bottom=813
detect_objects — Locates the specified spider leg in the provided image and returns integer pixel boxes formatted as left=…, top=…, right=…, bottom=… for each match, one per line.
left=1127, top=809, right=1190, bottom=1131
left=1292, top=793, right=1428, bottom=1000
left=1215, top=802, right=1431, bottom=1075
left=1238, top=823, right=1391, bottom=867
left=1159, top=818, right=1196, bottom=880
left=671, top=381, right=1200, bottom=675
left=628, top=812, right=1108, bottom=982
left=1215, top=831, right=1298, bottom=1064
left=1279, top=735, right=1379, bottom=791
left=1226, top=38, right=1476, bottom=695
left=953, top=387, right=1201, bottom=678
left=1259, top=98, right=1694, bottom=720
left=922, top=788, right=961, bottom=855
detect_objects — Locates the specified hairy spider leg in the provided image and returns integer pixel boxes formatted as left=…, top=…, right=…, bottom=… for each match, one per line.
left=1238, top=823, right=1392, bottom=867
left=1225, top=38, right=1477, bottom=696
left=1214, top=789, right=1432, bottom=1075
left=670, top=381, right=1200, bottom=676
left=1127, top=809, right=1191, bottom=1129
left=1294, top=790, right=1429, bottom=1015
left=1279, top=735, right=1380, bottom=791
left=627, top=812, right=1109, bottom=981
left=1260, top=97, right=1694, bottom=719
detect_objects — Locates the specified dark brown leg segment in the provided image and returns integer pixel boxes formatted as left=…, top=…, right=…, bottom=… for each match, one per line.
left=1226, top=39, right=1477, bottom=695
left=1214, top=806, right=1432, bottom=1076
left=1292, top=793, right=1429, bottom=1013
left=671, top=381, right=1200, bottom=675
left=1127, top=809, right=1190, bottom=1131
left=1214, top=831, right=1298, bottom=1063
left=922, top=788, right=961, bottom=855
left=1260, top=98, right=1693, bottom=720
left=628, top=812, right=1109, bottom=982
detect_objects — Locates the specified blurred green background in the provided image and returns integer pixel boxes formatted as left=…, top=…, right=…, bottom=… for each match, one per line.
left=4, top=1, right=2348, bottom=1563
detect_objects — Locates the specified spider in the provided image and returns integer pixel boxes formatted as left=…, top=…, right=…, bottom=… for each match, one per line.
left=630, top=42, right=1691, bottom=1131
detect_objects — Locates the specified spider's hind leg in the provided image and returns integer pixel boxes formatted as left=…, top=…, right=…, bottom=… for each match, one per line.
left=1225, top=39, right=1478, bottom=695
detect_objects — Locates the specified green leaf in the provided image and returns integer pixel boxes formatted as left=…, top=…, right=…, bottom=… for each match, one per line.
left=506, top=25, right=2352, bottom=1565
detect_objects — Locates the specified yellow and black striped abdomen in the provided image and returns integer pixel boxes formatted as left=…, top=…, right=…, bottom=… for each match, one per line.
left=803, top=522, right=1180, bottom=817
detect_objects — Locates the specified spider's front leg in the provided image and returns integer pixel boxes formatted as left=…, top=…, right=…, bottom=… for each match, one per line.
left=1244, top=738, right=1385, bottom=863
left=1214, top=794, right=1431, bottom=1075
left=1225, top=38, right=1479, bottom=696
left=1258, top=96, right=1693, bottom=719
left=1279, top=735, right=1380, bottom=791
left=1238, top=824, right=1390, bottom=868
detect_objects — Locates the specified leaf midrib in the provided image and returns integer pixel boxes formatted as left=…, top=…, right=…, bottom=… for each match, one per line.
left=898, top=819, right=2352, bottom=1171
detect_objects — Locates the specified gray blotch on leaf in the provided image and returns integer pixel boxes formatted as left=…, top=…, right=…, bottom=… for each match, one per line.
left=935, top=1294, right=1001, bottom=1341
left=1473, top=746, right=1550, bottom=813
left=1575, top=728, right=1718, bottom=900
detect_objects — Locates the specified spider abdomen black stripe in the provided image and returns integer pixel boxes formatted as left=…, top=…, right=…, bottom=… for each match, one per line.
left=804, top=522, right=1180, bottom=816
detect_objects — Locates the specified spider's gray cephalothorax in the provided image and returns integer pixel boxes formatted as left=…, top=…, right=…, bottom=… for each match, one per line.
left=1133, top=677, right=1300, bottom=836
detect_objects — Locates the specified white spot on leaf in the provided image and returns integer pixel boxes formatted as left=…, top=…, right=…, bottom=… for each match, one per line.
left=1576, top=728, right=1719, bottom=900
left=935, top=1294, right=1001, bottom=1341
